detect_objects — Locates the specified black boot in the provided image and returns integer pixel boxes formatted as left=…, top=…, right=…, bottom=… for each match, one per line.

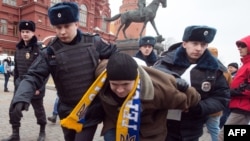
left=4, top=88, right=9, bottom=92
left=1, top=127, right=20, bottom=141
left=37, top=125, right=46, bottom=141
left=47, top=114, right=57, bottom=123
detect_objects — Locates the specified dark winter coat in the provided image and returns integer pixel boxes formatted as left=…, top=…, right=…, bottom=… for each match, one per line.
left=14, top=36, right=46, bottom=99
left=12, top=30, right=118, bottom=127
left=153, top=46, right=230, bottom=138
left=95, top=59, right=201, bottom=141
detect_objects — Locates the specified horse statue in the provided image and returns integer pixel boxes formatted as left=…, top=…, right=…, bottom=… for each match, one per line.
left=105, top=0, right=167, bottom=40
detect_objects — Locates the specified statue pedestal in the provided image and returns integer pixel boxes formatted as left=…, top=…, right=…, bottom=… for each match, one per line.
left=115, top=39, right=139, bottom=56
left=115, top=37, right=164, bottom=56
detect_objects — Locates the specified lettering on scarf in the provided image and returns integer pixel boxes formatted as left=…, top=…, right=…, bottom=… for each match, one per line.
left=121, top=89, right=140, bottom=130
left=77, top=87, right=102, bottom=119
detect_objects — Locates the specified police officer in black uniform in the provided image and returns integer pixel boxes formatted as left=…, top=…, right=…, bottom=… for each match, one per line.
left=8, top=2, right=118, bottom=141
left=153, top=25, right=230, bottom=141
left=2, top=20, right=47, bottom=141
left=134, top=36, right=158, bottom=66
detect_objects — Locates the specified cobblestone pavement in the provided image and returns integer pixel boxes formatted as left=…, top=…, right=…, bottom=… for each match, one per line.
left=0, top=74, right=210, bottom=141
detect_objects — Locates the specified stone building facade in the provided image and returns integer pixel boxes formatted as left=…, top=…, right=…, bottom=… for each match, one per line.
left=0, top=0, right=115, bottom=55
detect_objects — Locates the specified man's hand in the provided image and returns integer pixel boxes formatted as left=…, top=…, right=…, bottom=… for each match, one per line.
left=34, top=90, right=40, bottom=95
left=176, top=78, right=189, bottom=92
left=13, top=102, right=29, bottom=117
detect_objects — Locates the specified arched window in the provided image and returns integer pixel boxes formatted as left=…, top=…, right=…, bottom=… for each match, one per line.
left=79, top=4, right=87, bottom=27
left=0, top=19, right=8, bottom=35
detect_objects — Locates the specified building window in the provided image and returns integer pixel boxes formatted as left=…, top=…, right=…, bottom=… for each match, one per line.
left=0, top=19, right=8, bottom=35
left=101, top=15, right=107, bottom=32
left=2, top=0, right=16, bottom=6
left=13, top=22, right=18, bottom=37
left=79, top=4, right=87, bottom=27
left=50, top=0, right=61, bottom=7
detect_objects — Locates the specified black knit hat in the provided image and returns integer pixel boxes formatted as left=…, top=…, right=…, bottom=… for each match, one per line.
left=228, top=63, right=238, bottom=69
left=107, top=53, right=138, bottom=80
left=19, top=20, right=36, bottom=32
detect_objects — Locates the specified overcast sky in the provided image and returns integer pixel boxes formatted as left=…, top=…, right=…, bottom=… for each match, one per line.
left=109, top=0, right=250, bottom=66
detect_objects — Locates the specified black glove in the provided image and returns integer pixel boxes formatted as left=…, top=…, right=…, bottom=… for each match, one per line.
left=176, top=78, right=189, bottom=92
left=188, top=105, right=202, bottom=115
left=13, top=102, right=29, bottom=118
left=230, top=89, right=244, bottom=97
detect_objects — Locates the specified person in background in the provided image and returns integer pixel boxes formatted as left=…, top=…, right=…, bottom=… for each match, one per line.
left=134, top=36, right=158, bottom=66
left=218, top=35, right=250, bottom=141
left=153, top=25, right=230, bottom=141
left=7, top=2, right=117, bottom=141
left=47, top=97, right=59, bottom=123
left=219, top=62, right=238, bottom=129
left=3, top=56, right=12, bottom=92
left=227, top=62, right=238, bottom=78
left=95, top=52, right=201, bottom=141
left=206, top=47, right=232, bottom=141
left=2, top=20, right=47, bottom=141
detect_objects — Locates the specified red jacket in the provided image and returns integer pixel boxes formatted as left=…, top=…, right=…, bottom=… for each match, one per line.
left=229, top=36, right=250, bottom=112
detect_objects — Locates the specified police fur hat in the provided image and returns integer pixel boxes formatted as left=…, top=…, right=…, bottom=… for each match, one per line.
left=48, top=2, right=79, bottom=25
left=139, top=36, right=156, bottom=47
left=228, top=62, right=238, bottom=69
left=182, top=25, right=217, bottom=43
left=107, top=53, right=138, bottom=80
left=19, top=20, right=35, bottom=32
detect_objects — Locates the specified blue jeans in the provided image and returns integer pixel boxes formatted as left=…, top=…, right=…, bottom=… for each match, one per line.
left=206, top=115, right=220, bottom=141
left=104, top=128, right=115, bottom=141
left=53, top=97, right=59, bottom=115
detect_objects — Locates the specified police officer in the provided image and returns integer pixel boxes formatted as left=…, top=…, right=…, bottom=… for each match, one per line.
left=8, top=2, right=117, bottom=141
left=3, top=56, right=12, bottom=92
left=134, top=36, right=158, bottom=66
left=2, top=20, right=47, bottom=141
left=153, top=25, right=230, bottom=141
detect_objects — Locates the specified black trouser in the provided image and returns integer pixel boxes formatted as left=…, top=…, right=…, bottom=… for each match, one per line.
left=165, top=120, right=203, bottom=141
left=9, top=98, right=47, bottom=128
left=58, top=98, right=104, bottom=141
left=62, top=125, right=98, bottom=141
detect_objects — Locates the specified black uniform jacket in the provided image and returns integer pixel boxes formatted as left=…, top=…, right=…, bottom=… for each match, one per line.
left=11, top=30, right=117, bottom=127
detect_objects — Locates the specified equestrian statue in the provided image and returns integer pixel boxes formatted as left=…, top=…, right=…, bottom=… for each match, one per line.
left=105, top=0, right=167, bottom=40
